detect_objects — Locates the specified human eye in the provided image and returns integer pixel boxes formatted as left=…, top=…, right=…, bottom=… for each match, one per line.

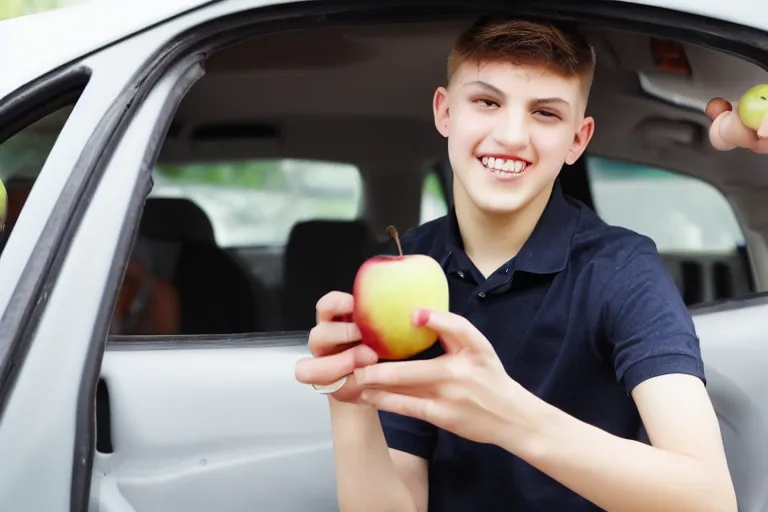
left=533, top=109, right=561, bottom=120
left=473, top=98, right=499, bottom=108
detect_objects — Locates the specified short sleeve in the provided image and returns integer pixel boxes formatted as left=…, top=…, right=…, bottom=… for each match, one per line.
left=597, top=243, right=706, bottom=394
left=377, top=339, right=442, bottom=460
left=379, top=409, right=437, bottom=460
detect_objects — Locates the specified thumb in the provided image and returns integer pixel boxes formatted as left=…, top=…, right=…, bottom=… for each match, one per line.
left=412, top=308, right=492, bottom=353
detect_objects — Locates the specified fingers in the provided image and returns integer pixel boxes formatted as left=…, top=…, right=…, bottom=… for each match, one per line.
left=758, top=115, right=768, bottom=139
left=295, top=343, right=379, bottom=386
left=308, top=320, right=363, bottom=357
left=355, top=359, right=445, bottom=388
left=705, top=97, right=732, bottom=122
left=708, top=112, right=737, bottom=151
left=412, top=308, right=492, bottom=353
left=316, top=291, right=354, bottom=323
left=360, top=389, right=444, bottom=425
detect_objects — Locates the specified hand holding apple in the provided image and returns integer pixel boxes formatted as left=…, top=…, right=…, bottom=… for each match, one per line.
left=295, top=225, right=450, bottom=399
left=355, top=308, right=538, bottom=448
left=294, top=290, right=379, bottom=403
left=707, top=84, right=768, bottom=153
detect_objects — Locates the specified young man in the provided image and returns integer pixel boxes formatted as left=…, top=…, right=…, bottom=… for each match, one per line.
left=295, top=17, right=738, bottom=512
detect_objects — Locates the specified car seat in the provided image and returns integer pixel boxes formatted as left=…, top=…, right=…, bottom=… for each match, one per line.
left=557, top=156, right=596, bottom=211
left=138, top=197, right=264, bottom=335
left=280, top=219, right=378, bottom=331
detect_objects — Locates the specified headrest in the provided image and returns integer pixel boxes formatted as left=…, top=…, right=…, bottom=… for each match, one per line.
left=284, top=219, right=377, bottom=261
left=281, top=219, right=378, bottom=330
left=139, top=198, right=216, bottom=244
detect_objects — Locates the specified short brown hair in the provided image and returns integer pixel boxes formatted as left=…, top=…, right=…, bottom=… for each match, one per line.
left=447, top=17, right=596, bottom=97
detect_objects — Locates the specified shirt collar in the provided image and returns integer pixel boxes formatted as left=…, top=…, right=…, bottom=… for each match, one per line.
left=442, top=180, right=580, bottom=275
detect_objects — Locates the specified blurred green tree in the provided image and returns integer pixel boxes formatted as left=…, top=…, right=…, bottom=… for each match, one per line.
left=0, top=0, right=86, bottom=21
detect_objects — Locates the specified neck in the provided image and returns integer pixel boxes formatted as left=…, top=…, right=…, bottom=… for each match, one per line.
left=453, top=183, right=554, bottom=278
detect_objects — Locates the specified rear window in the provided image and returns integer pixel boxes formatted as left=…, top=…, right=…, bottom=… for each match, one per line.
left=420, top=170, right=448, bottom=224
left=585, top=156, right=744, bottom=254
left=151, top=159, right=363, bottom=247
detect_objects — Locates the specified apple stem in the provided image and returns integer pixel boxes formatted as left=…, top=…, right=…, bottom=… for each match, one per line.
left=386, top=225, right=403, bottom=257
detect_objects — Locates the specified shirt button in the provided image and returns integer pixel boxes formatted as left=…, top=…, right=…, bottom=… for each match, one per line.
left=504, top=268, right=510, bottom=274
left=457, top=270, right=465, bottom=278
left=478, top=292, right=486, bottom=298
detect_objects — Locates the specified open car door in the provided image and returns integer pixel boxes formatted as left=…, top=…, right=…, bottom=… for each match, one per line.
left=1, top=1, right=768, bottom=512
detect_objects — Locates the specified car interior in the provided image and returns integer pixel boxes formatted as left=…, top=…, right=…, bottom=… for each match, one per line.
left=3, top=11, right=768, bottom=512
left=128, top=20, right=762, bottom=336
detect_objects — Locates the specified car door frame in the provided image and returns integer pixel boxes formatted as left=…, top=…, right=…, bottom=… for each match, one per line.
left=0, top=1, right=767, bottom=511
left=0, top=50, right=209, bottom=512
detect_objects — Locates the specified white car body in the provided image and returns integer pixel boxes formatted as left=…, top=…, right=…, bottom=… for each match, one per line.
left=0, top=1, right=767, bottom=511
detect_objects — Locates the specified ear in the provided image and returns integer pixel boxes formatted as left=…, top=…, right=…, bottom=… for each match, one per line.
left=433, top=86, right=450, bottom=138
left=565, top=116, right=595, bottom=165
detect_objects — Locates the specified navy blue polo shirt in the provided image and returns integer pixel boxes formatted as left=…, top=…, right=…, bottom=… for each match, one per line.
left=378, top=180, right=706, bottom=511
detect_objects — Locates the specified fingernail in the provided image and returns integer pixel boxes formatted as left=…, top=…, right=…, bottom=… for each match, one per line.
left=412, top=308, right=430, bottom=326
left=354, top=367, right=367, bottom=384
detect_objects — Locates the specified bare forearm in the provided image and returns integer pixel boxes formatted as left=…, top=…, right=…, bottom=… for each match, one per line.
left=329, top=398, right=419, bottom=512
left=499, top=399, right=736, bottom=512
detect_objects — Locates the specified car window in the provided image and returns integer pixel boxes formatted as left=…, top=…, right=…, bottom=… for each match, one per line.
left=150, top=159, right=363, bottom=248
left=585, top=156, right=745, bottom=254
left=585, top=155, right=751, bottom=306
left=420, top=169, right=448, bottom=224
left=0, top=105, right=79, bottom=237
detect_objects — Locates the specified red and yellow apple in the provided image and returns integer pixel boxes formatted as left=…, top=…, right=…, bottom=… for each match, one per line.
left=353, top=226, right=449, bottom=360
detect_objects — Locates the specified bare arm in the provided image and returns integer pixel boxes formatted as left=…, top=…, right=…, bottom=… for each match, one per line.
left=294, top=292, right=429, bottom=512
left=329, top=398, right=428, bottom=512
left=499, top=373, right=736, bottom=512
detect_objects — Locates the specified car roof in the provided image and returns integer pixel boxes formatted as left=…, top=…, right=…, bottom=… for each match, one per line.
left=0, top=0, right=214, bottom=100
left=0, top=0, right=766, bottom=102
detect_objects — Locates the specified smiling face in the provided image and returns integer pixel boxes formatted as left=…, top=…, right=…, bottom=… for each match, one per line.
left=433, top=18, right=596, bottom=218
left=434, top=61, right=594, bottom=217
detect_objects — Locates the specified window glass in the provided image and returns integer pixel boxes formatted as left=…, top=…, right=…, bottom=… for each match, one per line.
left=151, top=159, right=363, bottom=247
left=585, top=156, right=744, bottom=254
left=0, top=106, right=79, bottom=236
left=420, top=170, right=448, bottom=224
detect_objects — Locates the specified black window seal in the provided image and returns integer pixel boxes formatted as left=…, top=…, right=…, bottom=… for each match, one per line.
left=0, top=65, right=92, bottom=406
left=0, top=66, right=92, bottom=146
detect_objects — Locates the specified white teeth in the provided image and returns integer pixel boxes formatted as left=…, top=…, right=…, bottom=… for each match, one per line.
left=480, top=157, right=527, bottom=175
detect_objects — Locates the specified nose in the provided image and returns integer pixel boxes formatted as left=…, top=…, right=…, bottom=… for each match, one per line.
left=493, top=105, right=529, bottom=149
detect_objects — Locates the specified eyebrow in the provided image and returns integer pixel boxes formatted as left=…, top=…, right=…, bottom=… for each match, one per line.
left=464, top=80, right=506, bottom=99
left=463, top=80, right=571, bottom=108
left=531, top=97, right=570, bottom=108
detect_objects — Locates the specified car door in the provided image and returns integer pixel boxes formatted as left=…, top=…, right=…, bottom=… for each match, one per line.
left=2, top=1, right=768, bottom=512
left=0, top=6, right=229, bottom=512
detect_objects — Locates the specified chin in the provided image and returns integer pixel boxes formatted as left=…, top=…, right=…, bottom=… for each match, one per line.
left=468, top=192, right=531, bottom=215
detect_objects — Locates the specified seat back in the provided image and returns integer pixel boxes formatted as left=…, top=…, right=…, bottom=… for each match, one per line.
left=558, top=156, right=595, bottom=211
left=280, top=220, right=377, bottom=331
left=139, top=198, right=262, bottom=334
